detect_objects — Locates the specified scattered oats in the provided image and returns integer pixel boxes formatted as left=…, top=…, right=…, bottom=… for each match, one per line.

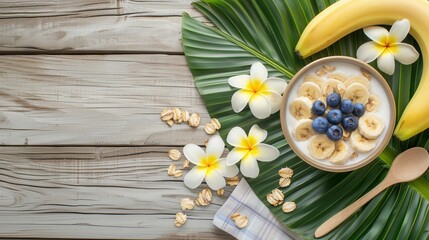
left=210, top=118, right=221, bottom=130
left=235, top=215, right=248, bottom=229
left=267, top=189, right=284, bottom=206
left=180, top=198, right=195, bottom=210
left=168, top=149, right=181, bottom=161
left=361, top=68, right=372, bottom=80
left=181, top=109, right=190, bottom=122
left=323, top=65, right=336, bottom=72
left=217, top=188, right=224, bottom=196
left=204, top=139, right=209, bottom=147
left=182, top=159, right=190, bottom=169
left=351, top=152, right=359, bottom=159
left=172, top=107, right=182, bottom=123
left=160, top=108, right=174, bottom=121
left=167, top=164, right=176, bottom=176
left=173, top=170, right=183, bottom=178
left=316, top=68, right=327, bottom=76
left=272, top=188, right=284, bottom=200
left=279, top=177, right=291, bottom=188
left=166, top=119, right=174, bottom=127
left=226, top=176, right=240, bottom=186
left=195, top=188, right=212, bottom=206
left=174, top=212, right=187, bottom=227
left=204, top=123, right=217, bottom=135
left=231, top=212, right=241, bottom=221
left=278, top=167, right=294, bottom=178
left=188, top=113, right=201, bottom=127
left=282, top=201, right=296, bottom=213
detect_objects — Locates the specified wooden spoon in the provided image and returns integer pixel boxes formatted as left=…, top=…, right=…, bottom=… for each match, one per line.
left=315, top=147, right=429, bottom=238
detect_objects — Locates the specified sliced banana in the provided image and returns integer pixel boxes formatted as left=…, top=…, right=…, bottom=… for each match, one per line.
left=349, top=131, right=376, bottom=153
left=298, top=82, right=322, bottom=101
left=303, top=74, right=324, bottom=87
left=329, top=140, right=351, bottom=165
left=343, top=83, right=369, bottom=104
left=308, top=134, right=335, bottom=160
left=289, top=97, right=313, bottom=120
left=294, top=119, right=315, bottom=141
left=344, top=75, right=371, bottom=90
left=321, top=79, right=346, bottom=97
left=358, top=113, right=384, bottom=139
left=366, top=94, right=380, bottom=112
left=327, top=72, right=347, bottom=82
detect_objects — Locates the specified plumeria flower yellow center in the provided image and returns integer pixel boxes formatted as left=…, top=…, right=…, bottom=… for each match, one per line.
left=228, top=62, right=287, bottom=119
left=183, top=135, right=239, bottom=190
left=357, top=19, right=419, bottom=75
left=226, top=124, right=280, bottom=178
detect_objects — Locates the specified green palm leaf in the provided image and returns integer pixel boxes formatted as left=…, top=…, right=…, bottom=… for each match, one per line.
left=182, top=0, right=429, bottom=239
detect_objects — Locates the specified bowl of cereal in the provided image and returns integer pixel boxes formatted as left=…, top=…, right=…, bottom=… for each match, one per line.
left=280, top=56, right=396, bottom=172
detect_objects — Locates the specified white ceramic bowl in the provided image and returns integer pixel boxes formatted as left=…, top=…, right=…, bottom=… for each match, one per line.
left=280, top=56, right=396, bottom=172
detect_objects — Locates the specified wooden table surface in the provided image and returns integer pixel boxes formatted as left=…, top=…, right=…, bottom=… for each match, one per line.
left=0, top=1, right=235, bottom=239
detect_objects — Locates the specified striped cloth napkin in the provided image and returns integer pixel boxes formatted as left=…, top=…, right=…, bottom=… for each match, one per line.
left=213, top=179, right=301, bottom=240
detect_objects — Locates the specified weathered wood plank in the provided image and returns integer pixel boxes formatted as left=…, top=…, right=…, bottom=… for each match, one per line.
left=0, top=0, right=203, bottom=53
left=0, top=54, right=212, bottom=145
left=0, top=146, right=234, bottom=239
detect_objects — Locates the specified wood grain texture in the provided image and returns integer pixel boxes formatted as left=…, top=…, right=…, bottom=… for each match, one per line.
left=0, top=146, right=234, bottom=239
left=0, top=0, right=203, bottom=53
left=0, top=54, right=213, bottom=145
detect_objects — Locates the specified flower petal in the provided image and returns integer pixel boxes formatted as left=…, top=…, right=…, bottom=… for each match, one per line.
left=227, top=126, right=248, bottom=147
left=357, top=41, right=384, bottom=63
left=240, top=153, right=259, bottom=178
left=217, top=158, right=239, bottom=177
left=249, top=93, right=271, bottom=119
left=261, top=90, right=282, bottom=114
left=205, top=169, right=226, bottom=190
left=249, top=124, right=267, bottom=144
left=253, top=143, right=280, bottom=162
left=231, top=90, right=252, bottom=113
left=389, top=19, right=410, bottom=43
left=264, top=77, right=287, bottom=94
left=250, top=62, right=268, bottom=81
left=377, top=50, right=395, bottom=75
left=363, top=26, right=389, bottom=45
left=183, top=166, right=207, bottom=189
left=226, top=147, right=248, bottom=166
left=206, top=135, right=225, bottom=159
left=228, top=75, right=251, bottom=89
left=391, top=43, right=420, bottom=64
left=183, top=144, right=206, bottom=165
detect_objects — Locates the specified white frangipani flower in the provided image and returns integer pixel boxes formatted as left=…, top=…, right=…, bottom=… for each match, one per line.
left=183, top=135, right=239, bottom=190
left=226, top=125, right=280, bottom=178
left=357, top=19, right=419, bottom=75
left=228, top=62, right=287, bottom=119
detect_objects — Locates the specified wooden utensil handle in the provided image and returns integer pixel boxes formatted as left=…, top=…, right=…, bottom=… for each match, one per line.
left=314, top=180, right=392, bottom=238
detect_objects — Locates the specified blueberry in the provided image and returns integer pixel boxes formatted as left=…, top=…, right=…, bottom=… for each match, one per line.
left=327, top=109, right=343, bottom=125
left=326, top=125, right=343, bottom=142
left=340, top=99, right=354, bottom=114
left=312, top=100, right=326, bottom=116
left=341, top=115, right=359, bottom=132
left=312, top=116, right=329, bottom=134
left=326, top=93, right=341, bottom=107
left=353, top=103, right=366, bottom=117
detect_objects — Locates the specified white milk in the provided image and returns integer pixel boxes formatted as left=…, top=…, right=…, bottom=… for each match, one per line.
left=285, top=61, right=392, bottom=167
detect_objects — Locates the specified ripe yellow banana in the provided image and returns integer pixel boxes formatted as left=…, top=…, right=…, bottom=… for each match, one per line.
left=295, top=0, right=429, bottom=141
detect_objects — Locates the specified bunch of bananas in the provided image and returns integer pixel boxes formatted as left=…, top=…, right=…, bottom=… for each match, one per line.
left=295, top=0, right=429, bottom=141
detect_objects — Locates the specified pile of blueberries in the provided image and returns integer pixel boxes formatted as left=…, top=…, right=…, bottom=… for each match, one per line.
left=312, top=93, right=365, bottom=142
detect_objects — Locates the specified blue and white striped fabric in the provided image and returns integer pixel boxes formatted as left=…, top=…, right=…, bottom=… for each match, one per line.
left=213, top=180, right=299, bottom=240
